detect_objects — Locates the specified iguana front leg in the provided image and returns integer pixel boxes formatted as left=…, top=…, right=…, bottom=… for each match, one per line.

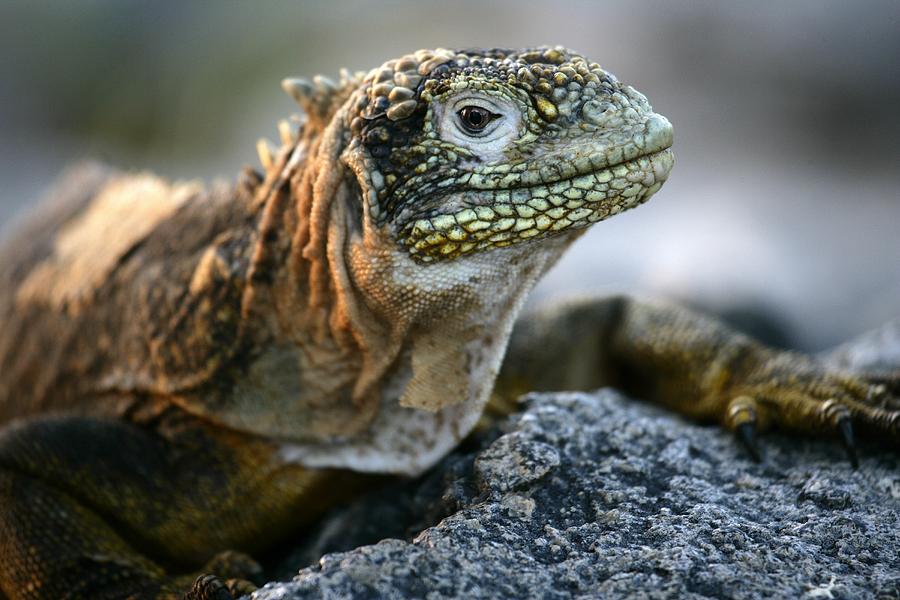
left=0, top=414, right=353, bottom=599
left=498, top=296, right=899, bottom=462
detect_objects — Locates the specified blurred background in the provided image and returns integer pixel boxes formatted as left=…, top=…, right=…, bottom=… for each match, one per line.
left=1, top=1, right=898, bottom=351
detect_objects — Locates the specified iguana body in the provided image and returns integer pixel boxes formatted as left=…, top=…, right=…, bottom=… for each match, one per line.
left=0, top=47, right=896, bottom=599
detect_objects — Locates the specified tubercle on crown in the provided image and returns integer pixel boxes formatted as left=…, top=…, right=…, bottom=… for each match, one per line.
left=282, top=47, right=618, bottom=143
left=268, top=47, right=621, bottom=171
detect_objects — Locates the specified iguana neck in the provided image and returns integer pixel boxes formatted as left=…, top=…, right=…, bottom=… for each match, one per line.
left=245, top=108, right=573, bottom=447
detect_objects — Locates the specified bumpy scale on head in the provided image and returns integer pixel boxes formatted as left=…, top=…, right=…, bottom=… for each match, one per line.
left=339, top=46, right=675, bottom=263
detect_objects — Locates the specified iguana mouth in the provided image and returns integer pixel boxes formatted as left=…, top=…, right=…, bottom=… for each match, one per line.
left=402, top=146, right=674, bottom=263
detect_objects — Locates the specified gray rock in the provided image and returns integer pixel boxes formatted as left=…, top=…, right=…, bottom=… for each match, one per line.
left=251, top=325, right=900, bottom=600
left=823, top=318, right=900, bottom=384
left=252, top=391, right=900, bottom=600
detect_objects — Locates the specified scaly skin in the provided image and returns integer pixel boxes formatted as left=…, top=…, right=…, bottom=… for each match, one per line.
left=0, top=47, right=896, bottom=599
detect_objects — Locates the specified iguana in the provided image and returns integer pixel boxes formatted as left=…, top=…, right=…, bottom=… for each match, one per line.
left=0, top=47, right=896, bottom=600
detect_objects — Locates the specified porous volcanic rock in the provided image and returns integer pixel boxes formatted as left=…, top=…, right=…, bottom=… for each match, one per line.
left=250, top=322, right=900, bottom=599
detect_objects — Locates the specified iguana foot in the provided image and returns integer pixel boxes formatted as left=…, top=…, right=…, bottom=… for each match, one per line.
left=182, top=551, right=262, bottom=599
left=722, top=349, right=899, bottom=466
left=184, top=575, right=232, bottom=600
left=184, top=574, right=258, bottom=600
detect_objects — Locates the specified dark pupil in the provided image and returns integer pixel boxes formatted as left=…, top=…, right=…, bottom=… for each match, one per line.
left=460, top=106, right=490, bottom=130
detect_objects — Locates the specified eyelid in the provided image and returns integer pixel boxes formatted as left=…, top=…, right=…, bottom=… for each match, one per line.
left=450, top=95, right=504, bottom=114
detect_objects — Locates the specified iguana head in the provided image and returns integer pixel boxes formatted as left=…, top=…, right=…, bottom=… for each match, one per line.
left=334, top=46, right=674, bottom=263
left=267, top=47, right=674, bottom=434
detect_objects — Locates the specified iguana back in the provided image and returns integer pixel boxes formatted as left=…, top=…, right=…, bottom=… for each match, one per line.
left=0, top=162, right=257, bottom=424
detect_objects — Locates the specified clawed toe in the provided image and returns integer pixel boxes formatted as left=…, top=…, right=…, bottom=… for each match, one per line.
left=184, top=574, right=233, bottom=600
left=836, top=416, right=859, bottom=468
left=735, top=421, right=762, bottom=462
left=725, top=396, right=764, bottom=462
left=723, top=366, right=900, bottom=467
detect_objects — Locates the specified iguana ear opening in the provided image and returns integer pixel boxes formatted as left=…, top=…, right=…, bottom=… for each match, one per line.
left=340, top=174, right=365, bottom=237
left=340, top=139, right=387, bottom=240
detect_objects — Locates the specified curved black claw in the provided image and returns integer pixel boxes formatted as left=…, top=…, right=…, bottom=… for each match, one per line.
left=736, top=422, right=763, bottom=463
left=837, top=417, right=860, bottom=469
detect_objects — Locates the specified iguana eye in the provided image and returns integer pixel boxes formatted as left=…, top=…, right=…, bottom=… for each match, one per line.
left=457, top=106, right=496, bottom=134
left=437, top=94, right=519, bottom=158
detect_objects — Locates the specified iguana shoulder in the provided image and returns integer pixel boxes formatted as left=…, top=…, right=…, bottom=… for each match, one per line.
left=0, top=162, right=258, bottom=422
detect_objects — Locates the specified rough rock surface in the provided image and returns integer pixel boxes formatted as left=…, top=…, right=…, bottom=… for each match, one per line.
left=250, top=323, right=900, bottom=600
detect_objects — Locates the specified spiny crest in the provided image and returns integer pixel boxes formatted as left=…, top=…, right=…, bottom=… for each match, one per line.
left=281, top=69, right=366, bottom=125
left=255, top=70, right=364, bottom=173
left=255, top=117, right=301, bottom=173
